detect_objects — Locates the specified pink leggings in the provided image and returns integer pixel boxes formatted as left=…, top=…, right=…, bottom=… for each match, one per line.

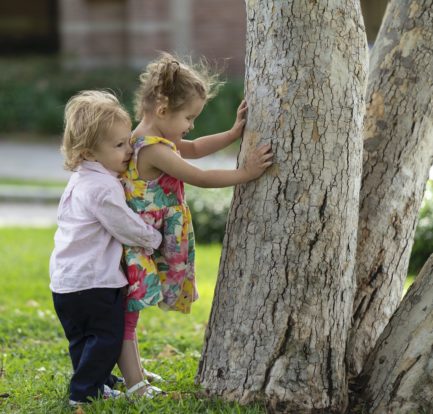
left=124, top=310, right=139, bottom=340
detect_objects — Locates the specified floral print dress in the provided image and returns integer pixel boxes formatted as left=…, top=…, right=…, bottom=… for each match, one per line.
left=122, top=136, right=198, bottom=314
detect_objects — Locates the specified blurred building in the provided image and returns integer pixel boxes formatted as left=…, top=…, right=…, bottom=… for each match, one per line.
left=0, top=1, right=58, bottom=54
left=0, top=0, right=246, bottom=76
left=0, top=1, right=389, bottom=76
left=59, top=0, right=246, bottom=75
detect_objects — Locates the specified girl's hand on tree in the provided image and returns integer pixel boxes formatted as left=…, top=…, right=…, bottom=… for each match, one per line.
left=228, top=100, right=248, bottom=140
left=244, top=143, right=273, bottom=180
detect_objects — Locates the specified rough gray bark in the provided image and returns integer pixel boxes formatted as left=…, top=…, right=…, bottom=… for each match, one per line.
left=348, top=0, right=433, bottom=377
left=197, top=1, right=367, bottom=412
left=356, top=254, right=433, bottom=413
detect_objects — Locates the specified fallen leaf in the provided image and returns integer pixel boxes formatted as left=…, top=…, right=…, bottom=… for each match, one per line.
left=157, top=344, right=183, bottom=358
left=75, top=406, right=86, bottom=414
left=189, top=350, right=201, bottom=359
left=26, top=300, right=39, bottom=307
left=169, top=391, right=183, bottom=400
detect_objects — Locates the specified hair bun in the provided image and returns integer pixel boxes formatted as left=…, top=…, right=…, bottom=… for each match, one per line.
left=158, top=56, right=181, bottom=96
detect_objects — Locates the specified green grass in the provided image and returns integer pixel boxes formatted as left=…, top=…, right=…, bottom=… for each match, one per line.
left=403, top=275, right=415, bottom=296
left=0, top=228, right=266, bottom=414
left=0, top=227, right=417, bottom=413
left=0, top=178, right=66, bottom=188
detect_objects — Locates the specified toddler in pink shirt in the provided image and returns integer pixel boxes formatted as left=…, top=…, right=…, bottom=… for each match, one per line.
left=49, top=90, right=162, bottom=405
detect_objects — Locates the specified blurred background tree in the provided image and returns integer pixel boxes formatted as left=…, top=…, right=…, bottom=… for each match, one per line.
left=361, top=0, right=389, bottom=43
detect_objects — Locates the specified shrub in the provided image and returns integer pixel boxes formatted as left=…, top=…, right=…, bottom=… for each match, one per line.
left=408, top=180, right=433, bottom=275
left=0, top=56, right=244, bottom=138
left=186, top=185, right=233, bottom=243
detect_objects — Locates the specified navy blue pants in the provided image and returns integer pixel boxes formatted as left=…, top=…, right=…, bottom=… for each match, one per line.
left=52, top=288, right=124, bottom=402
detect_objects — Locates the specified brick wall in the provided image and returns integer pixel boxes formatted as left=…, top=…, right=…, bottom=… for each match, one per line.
left=126, top=0, right=172, bottom=67
left=60, top=0, right=128, bottom=67
left=192, top=0, right=245, bottom=76
left=59, top=0, right=246, bottom=76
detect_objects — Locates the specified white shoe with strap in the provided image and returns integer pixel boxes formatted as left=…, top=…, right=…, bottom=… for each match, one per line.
left=142, top=368, right=164, bottom=383
left=125, top=379, right=166, bottom=399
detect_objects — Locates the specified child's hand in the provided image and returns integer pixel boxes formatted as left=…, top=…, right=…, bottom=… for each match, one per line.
left=244, top=143, right=273, bottom=180
left=229, top=100, right=248, bottom=141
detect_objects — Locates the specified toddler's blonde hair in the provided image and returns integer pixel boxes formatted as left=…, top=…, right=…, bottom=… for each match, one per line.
left=61, top=90, right=131, bottom=171
left=134, top=52, right=223, bottom=121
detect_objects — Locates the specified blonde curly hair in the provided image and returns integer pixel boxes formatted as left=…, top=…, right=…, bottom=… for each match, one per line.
left=134, top=52, right=223, bottom=120
left=61, top=90, right=131, bottom=171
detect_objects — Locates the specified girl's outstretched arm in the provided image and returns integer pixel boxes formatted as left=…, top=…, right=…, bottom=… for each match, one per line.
left=178, top=100, right=247, bottom=159
left=138, top=141, right=272, bottom=188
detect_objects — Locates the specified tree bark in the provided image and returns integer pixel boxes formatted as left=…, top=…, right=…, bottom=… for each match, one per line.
left=197, top=1, right=367, bottom=412
left=348, top=0, right=433, bottom=377
left=355, top=253, right=433, bottom=413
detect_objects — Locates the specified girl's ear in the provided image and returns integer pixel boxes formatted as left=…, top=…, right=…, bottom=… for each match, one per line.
left=155, top=95, right=169, bottom=118
left=155, top=103, right=167, bottom=118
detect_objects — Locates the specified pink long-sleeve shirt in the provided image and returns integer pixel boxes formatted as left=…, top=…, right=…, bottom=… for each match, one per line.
left=49, top=161, right=162, bottom=293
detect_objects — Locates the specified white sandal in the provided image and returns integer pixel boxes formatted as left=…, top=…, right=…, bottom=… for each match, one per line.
left=142, top=368, right=164, bottom=383
left=125, top=379, right=165, bottom=399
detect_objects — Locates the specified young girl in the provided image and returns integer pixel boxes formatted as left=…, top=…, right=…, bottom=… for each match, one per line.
left=118, top=53, right=273, bottom=397
left=49, top=90, right=162, bottom=405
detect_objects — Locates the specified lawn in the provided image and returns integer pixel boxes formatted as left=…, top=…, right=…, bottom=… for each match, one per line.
left=0, top=228, right=266, bottom=414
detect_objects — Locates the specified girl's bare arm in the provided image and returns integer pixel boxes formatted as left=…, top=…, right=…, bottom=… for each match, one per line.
left=178, top=100, right=247, bottom=159
left=138, top=141, right=272, bottom=188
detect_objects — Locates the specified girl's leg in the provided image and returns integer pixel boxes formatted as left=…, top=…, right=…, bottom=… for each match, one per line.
left=118, top=341, right=146, bottom=391
left=133, top=336, right=142, bottom=371
left=117, top=310, right=146, bottom=393
left=134, top=337, right=164, bottom=383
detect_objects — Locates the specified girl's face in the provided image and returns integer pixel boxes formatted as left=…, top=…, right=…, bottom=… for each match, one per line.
left=89, top=120, right=132, bottom=175
left=161, top=96, right=205, bottom=142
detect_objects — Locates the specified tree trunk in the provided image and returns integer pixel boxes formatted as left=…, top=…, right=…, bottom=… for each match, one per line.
left=354, top=253, right=433, bottom=413
left=197, top=1, right=367, bottom=412
left=347, top=0, right=433, bottom=377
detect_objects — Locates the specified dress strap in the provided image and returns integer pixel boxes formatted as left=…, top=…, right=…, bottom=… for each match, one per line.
left=131, top=136, right=177, bottom=152
left=125, top=136, right=178, bottom=181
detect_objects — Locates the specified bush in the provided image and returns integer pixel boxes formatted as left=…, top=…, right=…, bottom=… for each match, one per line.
left=0, top=56, right=244, bottom=137
left=409, top=180, right=433, bottom=275
left=186, top=185, right=233, bottom=243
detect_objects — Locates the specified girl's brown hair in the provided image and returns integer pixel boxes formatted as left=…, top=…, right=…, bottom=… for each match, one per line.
left=61, top=90, right=131, bottom=171
left=134, top=52, right=223, bottom=120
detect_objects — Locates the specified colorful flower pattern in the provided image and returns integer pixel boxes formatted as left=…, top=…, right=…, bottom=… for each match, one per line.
left=122, top=136, right=198, bottom=313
